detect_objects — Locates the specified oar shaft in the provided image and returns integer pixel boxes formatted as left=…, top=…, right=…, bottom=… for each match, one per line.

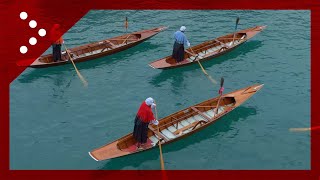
left=215, top=77, right=225, bottom=114
left=63, top=43, right=88, bottom=87
left=154, top=102, right=165, bottom=170
left=232, top=17, right=240, bottom=45
left=215, top=95, right=222, bottom=114
left=289, top=128, right=311, bottom=132
left=125, top=17, right=128, bottom=34
left=121, top=35, right=131, bottom=44
left=290, top=126, right=320, bottom=132
left=157, top=125, right=165, bottom=170
left=190, top=48, right=217, bottom=85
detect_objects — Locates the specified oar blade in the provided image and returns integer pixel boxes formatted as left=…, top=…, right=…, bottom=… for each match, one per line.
left=231, top=17, right=240, bottom=46
left=289, top=127, right=311, bottom=132
left=63, top=43, right=88, bottom=87
left=125, top=17, right=128, bottom=29
left=236, top=17, right=240, bottom=25
left=77, top=71, right=88, bottom=87
left=208, top=76, right=218, bottom=84
left=220, top=77, right=224, bottom=87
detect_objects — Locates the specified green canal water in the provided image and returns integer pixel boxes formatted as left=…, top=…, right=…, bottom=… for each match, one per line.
left=10, top=10, right=310, bottom=170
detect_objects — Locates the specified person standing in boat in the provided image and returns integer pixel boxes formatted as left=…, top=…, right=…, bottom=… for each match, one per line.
left=172, top=26, right=191, bottom=63
left=50, top=24, right=64, bottom=62
left=133, top=97, right=159, bottom=150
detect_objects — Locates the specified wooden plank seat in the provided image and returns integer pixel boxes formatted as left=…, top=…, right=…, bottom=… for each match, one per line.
left=161, top=129, right=176, bottom=139
left=187, top=55, right=203, bottom=62
left=173, top=120, right=207, bottom=135
left=185, top=43, right=230, bottom=62
left=191, top=107, right=211, bottom=121
left=185, top=116, right=196, bottom=124
left=168, top=125, right=178, bottom=133
left=99, top=41, right=115, bottom=52
left=104, top=40, right=116, bottom=46
left=204, top=109, right=215, bottom=118
left=148, top=134, right=166, bottom=146
left=160, top=111, right=206, bottom=139
left=148, top=125, right=169, bottom=142
left=180, top=120, right=190, bottom=126
left=151, top=105, right=228, bottom=141
left=149, top=135, right=158, bottom=143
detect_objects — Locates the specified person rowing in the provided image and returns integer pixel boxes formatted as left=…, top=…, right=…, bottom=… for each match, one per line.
left=50, top=24, right=65, bottom=62
left=133, top=97, right=159, bottom=150
left=172, top=26, right=191, bottom=64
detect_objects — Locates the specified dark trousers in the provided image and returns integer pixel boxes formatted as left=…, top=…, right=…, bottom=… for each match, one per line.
left=172, top=41, right=185, bottom=62
left=133, top=116, right=149, bottom=144
left=52, top=44, right=62, bottom=62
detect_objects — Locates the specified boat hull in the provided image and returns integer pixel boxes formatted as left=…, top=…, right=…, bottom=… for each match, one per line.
left=89, top=84, right=264, bottom=161
left=17, top=26, right=167, bottom=68
left=149, top=25, right=266, bottom=69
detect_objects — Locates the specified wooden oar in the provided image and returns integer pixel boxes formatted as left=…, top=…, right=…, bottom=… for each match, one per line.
left=289, top=126, right=320, bottom=132
left=215, top=77, right=224, bottom=114
left=63, top=43, right=88, bottom=87
left=189, top=48, right=217, bottom=85
left=124, top=16, right=128, bottom=34
left=121, top=35, right=132, bottom=44
left=154, top=100, right=165, bottom=170
left=231, top=17, right=240, bottom=46
left=289, top=128, right=311, bottom=132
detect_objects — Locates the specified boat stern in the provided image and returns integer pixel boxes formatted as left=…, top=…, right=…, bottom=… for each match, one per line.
left=148, top=57, right=175, bottom=69
left=89, top=140, right=130, bottom=161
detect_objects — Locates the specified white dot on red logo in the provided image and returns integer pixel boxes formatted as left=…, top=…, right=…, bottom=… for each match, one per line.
left=38, top=29, right=46, bottom=37
left=20, top=12, right=28, bottom=20
left=20, top=46, right=28, bottom=54
left=29, top=37, right=37, bottom=45
left=29, top=20, right=37, bottom=28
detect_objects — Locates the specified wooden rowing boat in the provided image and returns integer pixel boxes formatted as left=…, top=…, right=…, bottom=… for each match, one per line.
left=89, top=83, right=264, bottom=161
left=148, top=25, right=266, bottom=69
left=17, top=26, right=167, bottom=68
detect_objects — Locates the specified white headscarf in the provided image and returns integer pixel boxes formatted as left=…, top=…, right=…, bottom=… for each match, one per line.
left=145, top=97, right=154, bottom=106
left=180, top=26, right=186, bottom=32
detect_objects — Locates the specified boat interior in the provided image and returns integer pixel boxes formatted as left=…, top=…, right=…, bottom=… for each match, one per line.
left=38, top=34, right=142, bottom=63
left=117, top=96, right=236, bottom=152
left=165, top=33, right=247, bottom=64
